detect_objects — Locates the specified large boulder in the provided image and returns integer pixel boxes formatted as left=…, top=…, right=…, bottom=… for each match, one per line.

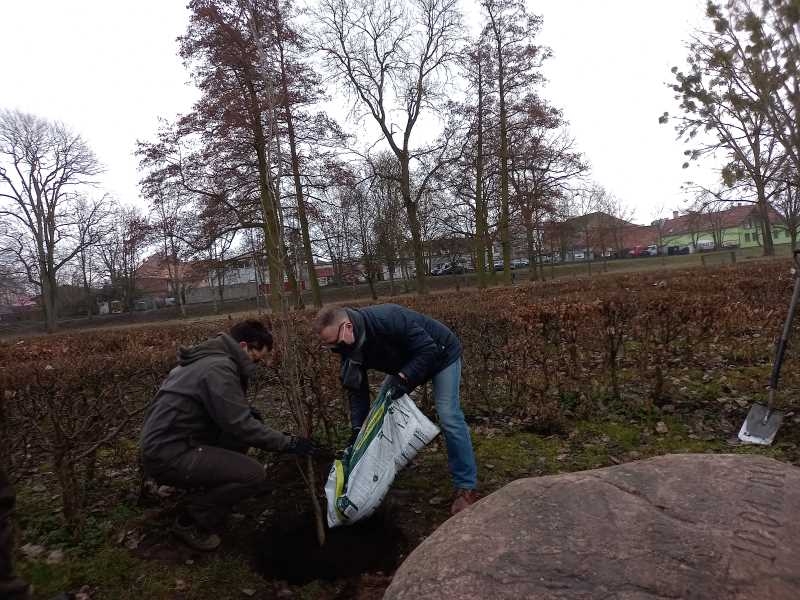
left=385, top=454, right=800, bottom=600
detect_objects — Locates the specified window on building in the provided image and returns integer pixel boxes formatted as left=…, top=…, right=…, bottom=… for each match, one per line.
left=774, top=230, right=780, bottom=239
left=744, top=233, right=751, bottom=242
left=786, top=231, right=792, bottom=239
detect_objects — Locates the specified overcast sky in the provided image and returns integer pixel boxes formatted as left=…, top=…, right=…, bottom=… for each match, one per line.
left=1, top=0, right=712, bottom=225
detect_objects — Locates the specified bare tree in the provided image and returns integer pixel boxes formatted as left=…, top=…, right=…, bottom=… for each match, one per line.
left=482, top=0, right=549, bottom=283
left=507, top=96, right=588, bottom=281
left=98, top=205, right=150, bottom=311
left=146, top=183, right=195, bottom=316
left=0, top=110, right=103, bottom=332
left=599, top=193, right=635, bottom=261
left=195, top=210, right=238, bottom=313
left=685, top=210, right=705, bottom=251
left=316, top=0, right=462, bottom=294
left=74, top=196, right=113, bottom=318
left=346, top=182, right=381, bottom=300
left=370, top=153, right=408, bottom=295
left=569, top=185, right=605, bottom=275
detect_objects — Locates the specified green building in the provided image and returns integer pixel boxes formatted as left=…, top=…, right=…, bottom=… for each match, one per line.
left=658, top=205, right=791, bottom=252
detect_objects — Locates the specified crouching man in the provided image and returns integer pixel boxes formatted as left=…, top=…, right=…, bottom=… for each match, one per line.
left=140, top=319, right=317, bottom=551
left=313, top=304, right=480, bottom=515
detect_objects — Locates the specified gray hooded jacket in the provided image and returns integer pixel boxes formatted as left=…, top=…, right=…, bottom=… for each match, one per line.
left=139, top=333, right=289, bottom=470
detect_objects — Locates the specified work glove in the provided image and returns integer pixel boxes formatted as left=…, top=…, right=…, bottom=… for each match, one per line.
left=284, top=435, right=320, bottom=457
left=385, top=375, right=410, bottom=400
left=249, top=407, right=264, bottom=422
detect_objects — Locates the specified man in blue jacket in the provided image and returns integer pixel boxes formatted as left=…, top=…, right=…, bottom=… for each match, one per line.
left=140, top=319, right=318, bottom=551
left=314, top=304, right=479, bottom=515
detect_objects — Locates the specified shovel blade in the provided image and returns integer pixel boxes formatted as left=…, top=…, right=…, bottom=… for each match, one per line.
left=738, top=403, right=784, bottom=446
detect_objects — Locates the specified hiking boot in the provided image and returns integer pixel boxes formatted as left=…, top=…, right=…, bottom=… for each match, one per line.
left=450, top=489, right=480, bottom=515
left=172, top=517, right=221, bottom=551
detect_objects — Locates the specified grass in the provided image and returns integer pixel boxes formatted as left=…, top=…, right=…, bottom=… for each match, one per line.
left=20, top=548, right=271, bottom=600
left=8, top=250, right=800, bottom=598
left=15, top=398, right=800, bottom=599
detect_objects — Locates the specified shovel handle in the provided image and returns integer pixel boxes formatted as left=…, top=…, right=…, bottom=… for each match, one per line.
left=767, top=250, right=800, bottom=404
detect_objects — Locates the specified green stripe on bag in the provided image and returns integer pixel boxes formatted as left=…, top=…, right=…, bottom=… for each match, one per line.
left=333, top=459, right=346, bottom=520
left=346, top=392, right=390, bottom=469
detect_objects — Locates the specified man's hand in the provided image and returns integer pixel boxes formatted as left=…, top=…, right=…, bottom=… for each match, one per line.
left=386, top=374, right=410, bottom=400
left=285, top=435, right=320, bottom=457
left=250, top=407, right=264, bottom=422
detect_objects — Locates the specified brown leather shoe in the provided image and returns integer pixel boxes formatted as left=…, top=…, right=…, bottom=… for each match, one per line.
left=450, top=489, right=480, bottom=515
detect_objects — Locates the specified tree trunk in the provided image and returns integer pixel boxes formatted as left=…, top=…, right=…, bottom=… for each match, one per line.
left=497, top=51, right=512, bottom=285
left=280, top=46, right=322, bottom=309
left=757, top=191, right=775, bottom=256
left=366, top=275, right=378, bottom=300
left=400, top=157, right=427, bottom=294
left=523, top=205, right=537, bottom=282
left=42, top=269, right=58, bottom=333
left=304, top=456, right=326, bottom=546
left=282, top=247, right=303, bottom=310
left=474, top=58, right=488, bottom=289
left=83, top=284, right=93, bottom=319
left=387, top=259, right=396, bottom=295
left=486, top=242, right=497, bottom=284
left=248, top=80, right=286, bottom=315
left=55, top=456, right=82, bottom=535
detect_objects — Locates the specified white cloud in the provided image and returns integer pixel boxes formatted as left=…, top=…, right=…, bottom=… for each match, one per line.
left=1, top=0, right=718, bottom=223
left=0, top=0, right=198, bottom=205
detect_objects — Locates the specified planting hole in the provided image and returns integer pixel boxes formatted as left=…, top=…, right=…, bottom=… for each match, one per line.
left=254, top=509, right=406, bottom=584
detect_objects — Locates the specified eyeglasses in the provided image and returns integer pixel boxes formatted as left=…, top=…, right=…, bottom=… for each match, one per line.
left=322, top=321, right=347, bottom=350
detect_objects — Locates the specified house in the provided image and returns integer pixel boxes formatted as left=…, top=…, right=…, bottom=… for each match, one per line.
left=658, top=205, right=790, bottom=252
left=135, top=254, right=210, bottom=304
left=541, top=212, right=658, bottom=260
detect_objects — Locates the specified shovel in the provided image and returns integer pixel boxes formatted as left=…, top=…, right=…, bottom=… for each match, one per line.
left=738, top=249, right=800, bottom=445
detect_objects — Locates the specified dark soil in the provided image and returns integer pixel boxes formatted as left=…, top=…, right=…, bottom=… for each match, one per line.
left=254, top=509, right=406, bottom=584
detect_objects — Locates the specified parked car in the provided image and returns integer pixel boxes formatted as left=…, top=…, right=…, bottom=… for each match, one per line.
left=696, top=240, right=716, bottom=252
left=441, top=264, right=465, bottom=275
left=511, top=258, right=530, bottom=269
left=431, top=261, right=466, bottom=276
left=667, top=245, right=691, bottom=255
left=629, top=245, right=653, bottom=257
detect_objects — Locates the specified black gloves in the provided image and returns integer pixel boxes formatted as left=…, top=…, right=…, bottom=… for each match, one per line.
left=386, top=375, right=410, bottom=400
left=285, top=435, right=319, bottom=457
left=249, top=407, right=264, bottom=422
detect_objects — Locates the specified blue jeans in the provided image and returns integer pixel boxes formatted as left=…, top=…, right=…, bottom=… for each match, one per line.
left=377, top=359, right=478, bottom=490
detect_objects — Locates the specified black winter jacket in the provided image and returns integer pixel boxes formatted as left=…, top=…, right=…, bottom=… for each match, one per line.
left=139, top=334, right=288, bottom=471
left=337, top=303, right=462, bottom=406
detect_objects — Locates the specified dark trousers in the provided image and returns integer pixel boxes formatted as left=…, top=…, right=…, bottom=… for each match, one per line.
left=0, top=468, right=29, bottom=599
left=147, top=446, right=266, bottom=531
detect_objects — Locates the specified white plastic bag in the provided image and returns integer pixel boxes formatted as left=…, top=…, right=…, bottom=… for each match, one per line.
left=324, top=391, right=440, bottom=527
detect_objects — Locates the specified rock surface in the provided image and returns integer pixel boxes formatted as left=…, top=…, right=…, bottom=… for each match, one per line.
left=384, top=454, right=800, bottom=600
